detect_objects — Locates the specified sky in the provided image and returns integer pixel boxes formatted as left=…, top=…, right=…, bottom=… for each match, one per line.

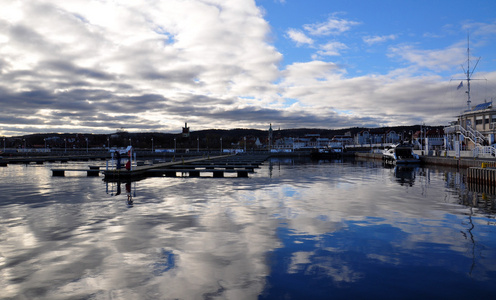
left=1, top=0, right=496, bottom=136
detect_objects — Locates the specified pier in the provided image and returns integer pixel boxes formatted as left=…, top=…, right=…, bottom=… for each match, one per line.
left=0, top=154, right=108, bottom=166
left=15, top=150, right=496, bottom=186
left=103, top=154, right=268, bottom=180
left=48, top=154, right=269, bottom=180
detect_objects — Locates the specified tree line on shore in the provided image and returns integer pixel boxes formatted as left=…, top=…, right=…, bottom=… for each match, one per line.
left=3, top=125, right=443, bottom=150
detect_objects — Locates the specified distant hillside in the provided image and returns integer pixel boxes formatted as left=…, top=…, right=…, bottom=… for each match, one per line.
left=6, top=125, right=443, bottom=149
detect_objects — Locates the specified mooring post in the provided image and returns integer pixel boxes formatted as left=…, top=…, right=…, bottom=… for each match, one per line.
left=52, top=170, right=65, bottom=176
left=213, top=171, right=224, bottom=178
left=237, top=171, right=248, bottom=178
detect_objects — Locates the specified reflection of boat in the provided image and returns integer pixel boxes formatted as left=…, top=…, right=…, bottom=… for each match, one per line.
left=382, top=143, right=420, bottom=165
left=394, top=165, right=417, bottom=186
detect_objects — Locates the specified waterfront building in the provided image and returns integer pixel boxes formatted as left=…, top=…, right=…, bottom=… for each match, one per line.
left=354, top=130, right=400, bottom=145
left=331, top=134, right=354, bottom=146
left=182, top=123, right=190, bottom=138
left=456, top=102, right=495, bottom=144
left=445, top=101, right=496, bottom=157
left=413, top=128, right=445, bottom=153
left=443, top=36, right=496, bottom=157
left=271, top=134, right=343, bottom=151
left=384, top=130, right=400, bottom=144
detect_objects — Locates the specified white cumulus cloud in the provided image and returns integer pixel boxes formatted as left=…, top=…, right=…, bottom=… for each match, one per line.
left=286, top=28, right=314, bottom=46
left=303, top=16, right=360, bottom=36
left=363, top=34, right=398, bottom=45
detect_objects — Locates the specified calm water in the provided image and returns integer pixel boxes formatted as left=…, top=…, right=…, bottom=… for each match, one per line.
left=0, top=158, right=495, bottom=300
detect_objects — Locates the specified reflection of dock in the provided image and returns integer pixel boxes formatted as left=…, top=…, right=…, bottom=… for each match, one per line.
left=463, top=182, right=496, bottom=213
left=468, top=182, right=496, bottom=195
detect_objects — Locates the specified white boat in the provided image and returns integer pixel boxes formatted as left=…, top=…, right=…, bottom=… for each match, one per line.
left=310, top=144, right=343, bottom=159
left=382, top=143, right=420, bottom=165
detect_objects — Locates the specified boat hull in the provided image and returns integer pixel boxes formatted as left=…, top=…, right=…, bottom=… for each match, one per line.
left=382, top=144, right=419, bottom=165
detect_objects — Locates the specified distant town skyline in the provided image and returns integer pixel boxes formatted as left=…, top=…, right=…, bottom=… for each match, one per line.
left=1, top=0, right=496, bottom=137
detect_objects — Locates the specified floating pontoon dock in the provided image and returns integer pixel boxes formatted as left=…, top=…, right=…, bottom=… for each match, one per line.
left=1, top=154, right=108, bottom=166
left=49, top=154, right=269, bottom=180
left=103, top=155, right=268, bottom=180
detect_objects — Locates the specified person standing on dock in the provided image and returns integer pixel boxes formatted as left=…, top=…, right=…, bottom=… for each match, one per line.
left=125, top=146, right=132, bottom=170
left=116, top=151, right=121, bottom=169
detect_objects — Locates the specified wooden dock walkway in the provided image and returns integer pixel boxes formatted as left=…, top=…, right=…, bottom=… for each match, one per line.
left=0, top=154, right=108, bottom=166
left=47, top=154, right=268, bottom=179
left=101, top=154, right=268, bottom=180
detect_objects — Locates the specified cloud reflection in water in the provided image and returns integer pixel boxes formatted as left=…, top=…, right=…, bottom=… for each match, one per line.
left=0, top=160, right=495, bottom=299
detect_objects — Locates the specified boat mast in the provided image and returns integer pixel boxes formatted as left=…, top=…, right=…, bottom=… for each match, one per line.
left=461, top=34, right=480, bottom=110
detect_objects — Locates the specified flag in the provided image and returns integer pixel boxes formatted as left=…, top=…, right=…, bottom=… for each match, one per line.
left=457, top=81, right=463, bottom=90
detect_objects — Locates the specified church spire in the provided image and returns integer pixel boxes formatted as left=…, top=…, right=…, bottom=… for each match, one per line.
left=268, top=123, right=273, bottom=151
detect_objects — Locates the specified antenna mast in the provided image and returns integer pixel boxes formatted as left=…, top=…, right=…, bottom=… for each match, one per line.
left=461, top=33, right=481, bottom=110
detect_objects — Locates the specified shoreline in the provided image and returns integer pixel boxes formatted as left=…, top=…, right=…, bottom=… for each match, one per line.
left=354, top=152, right=496, bottom=169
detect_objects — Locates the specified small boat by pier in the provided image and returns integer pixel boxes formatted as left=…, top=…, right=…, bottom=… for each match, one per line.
left=382, top=143, right=420, bottom=165
left=310, top=145, right=343, bottom=160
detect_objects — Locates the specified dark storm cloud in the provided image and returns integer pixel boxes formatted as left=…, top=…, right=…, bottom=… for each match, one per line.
left=40, top=60, right=116, bottom=81
left=188, top=105, right=385, bottom=129
left=79, top=118, right=157, bottom=130
left=0, top=88, right=56, bottom=107
left=2, top=69, right=41, bottom=81
left=214, top=106, right=285, bottom=121
left=0, top=114, right=45, bottom=125
left=165, top=95, right=236, bottom=115
left=139, top=69, right=202, bottom=83
left=8, top=24, right=50, bottom=51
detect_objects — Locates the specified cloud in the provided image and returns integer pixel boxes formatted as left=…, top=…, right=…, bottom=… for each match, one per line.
left=388, top=44, right=466, bottom=72
left=278, top=59, right=491, bottom=128
left=281, top=61, right=343, bottom=84
left=286, top=29, right=314, bottom=46
left=303, top=16, right=360, bottom=36
left=0, top=1, right=495, bottom=136
left=462, top=20, right=496, bottom=36
left=313, top=42, right=349, bottom=58
left=363, top=34, right=398, bottom=45
left=0, top=0, right=283, bottom=135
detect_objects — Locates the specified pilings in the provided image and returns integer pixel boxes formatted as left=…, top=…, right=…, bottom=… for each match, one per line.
left=467, top=167, right=496, bottom=185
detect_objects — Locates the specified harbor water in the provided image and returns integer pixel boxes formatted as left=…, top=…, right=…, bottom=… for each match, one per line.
left=0, top=158, right=495, bottom=299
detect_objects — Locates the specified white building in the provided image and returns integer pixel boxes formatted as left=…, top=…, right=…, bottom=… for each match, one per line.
left=445, top=101, right=496, bottom=157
